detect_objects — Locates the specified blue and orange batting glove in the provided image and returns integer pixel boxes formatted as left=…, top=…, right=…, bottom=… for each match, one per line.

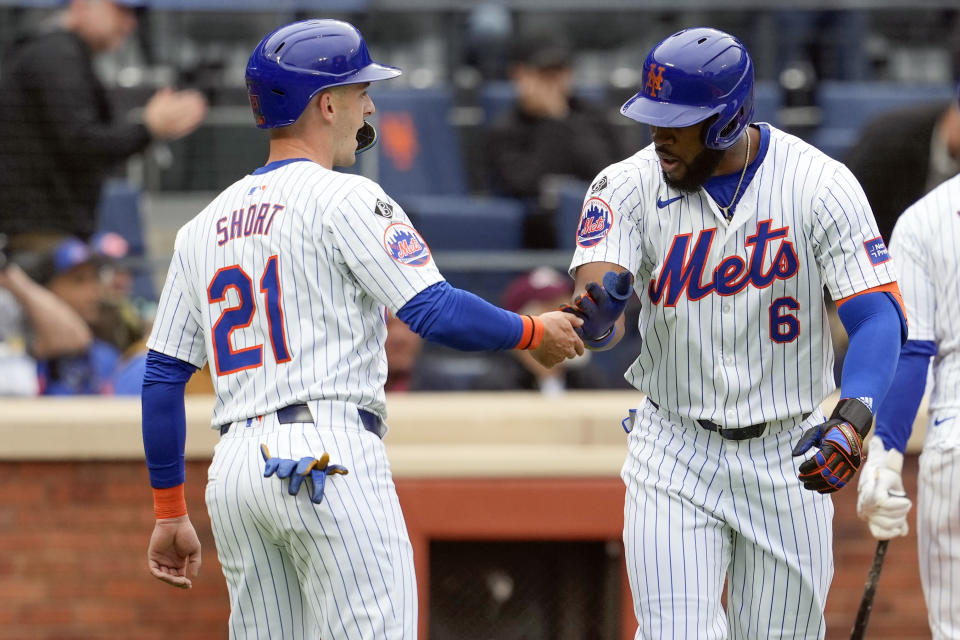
left=792, top=398, right=873, bottom=493
left=261, top=444, right=348, bottom=504
left=561, top=270, right=634, bottom=349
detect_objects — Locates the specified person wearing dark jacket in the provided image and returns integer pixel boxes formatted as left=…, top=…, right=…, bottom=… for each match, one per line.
left=844, top=100, right=960, bottom=243
left=485, top=34, right=624, bottom=248
left=0, top=0, right=206, bottom=252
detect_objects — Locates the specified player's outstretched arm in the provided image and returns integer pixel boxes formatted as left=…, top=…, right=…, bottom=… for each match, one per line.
left=148, top=515, right=202, bottom=589
left=530, top=310, right=584, bottom=368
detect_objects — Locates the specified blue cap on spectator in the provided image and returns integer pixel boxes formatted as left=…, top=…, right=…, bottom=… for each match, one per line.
left=40, top=233, right=128, bottom=283
left=51, top=238, right=95, bottom=276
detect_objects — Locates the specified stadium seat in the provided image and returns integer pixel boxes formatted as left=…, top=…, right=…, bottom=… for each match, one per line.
left=752, top=80, right=781, bottom=126
left=400, top=195, right=525, bottom=251
left=369, top=87, right=469, bottom=197
left=554, top=180, right=591, bottom=250
left=812, top=81, right=955, bottom=158
left=95, top=179, right=155, bottom=301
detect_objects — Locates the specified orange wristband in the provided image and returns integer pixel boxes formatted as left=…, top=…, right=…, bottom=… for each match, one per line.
left=153, top=484, right=187, bottom=519
left=514, top=315, right=545, bottom=350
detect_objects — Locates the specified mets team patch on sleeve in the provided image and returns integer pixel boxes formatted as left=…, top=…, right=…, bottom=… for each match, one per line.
left=383, top=223, right=431, bottom=267
left=863, top=237, right=890, bottom=265
left=577, top=197, right=614, bottom=248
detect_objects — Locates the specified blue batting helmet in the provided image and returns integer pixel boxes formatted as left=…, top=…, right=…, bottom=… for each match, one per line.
left=620, top=27, right=754, bottom=150
left=245, top=19, right=401, bottom=129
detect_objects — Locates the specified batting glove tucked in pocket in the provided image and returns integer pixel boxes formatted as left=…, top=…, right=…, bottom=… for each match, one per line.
left=260, top=444, right=348, bottom=504
left=792, top=398, right=872, bottom=493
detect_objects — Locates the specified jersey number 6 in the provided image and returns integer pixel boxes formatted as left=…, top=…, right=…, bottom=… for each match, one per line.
left=207, top=255, right=292, bottom=376
left=769, top=296, right=800, bottom=343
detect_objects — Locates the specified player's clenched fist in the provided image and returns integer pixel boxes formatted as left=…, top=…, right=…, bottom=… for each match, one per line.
left=531, top=310, right=584, bottom=367
left=792, top=397, right=873, bottom=493
left=856, top=436, right=912, bottom=539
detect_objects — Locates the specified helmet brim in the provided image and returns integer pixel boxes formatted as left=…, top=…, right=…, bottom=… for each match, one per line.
left=329, top=62, right=402, bottom=88
left=620, top=93, right=722, bottom=128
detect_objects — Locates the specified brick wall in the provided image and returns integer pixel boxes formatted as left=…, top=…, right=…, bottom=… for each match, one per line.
left=0, top=457, right=930, bottom=639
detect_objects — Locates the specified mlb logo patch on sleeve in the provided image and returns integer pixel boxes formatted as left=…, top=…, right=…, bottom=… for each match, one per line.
left=863, top=237, right=890, bottom=266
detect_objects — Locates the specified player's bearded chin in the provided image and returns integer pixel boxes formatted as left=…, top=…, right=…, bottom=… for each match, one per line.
left=662, top=146, right=725, bottom=193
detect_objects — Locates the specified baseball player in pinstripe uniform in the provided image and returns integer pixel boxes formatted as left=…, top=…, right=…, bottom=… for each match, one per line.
left=139, top=19, right=583, bottom=639
left=563, top=28, right=907, bottom=639
left=857, top=90, right=960, bottom=637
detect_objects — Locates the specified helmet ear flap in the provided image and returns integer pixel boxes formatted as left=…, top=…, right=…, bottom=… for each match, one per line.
left=700, top=114, right=720, bottom=146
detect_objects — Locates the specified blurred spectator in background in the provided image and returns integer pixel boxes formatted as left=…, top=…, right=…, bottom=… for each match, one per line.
left=384, top=311, right=425, bottom=392
left=0, top=237, right=92, bottom=395
left=844, top=96, right=960, bottom=242
left=472, top=267, right=610, bottom=393
left=485, top=33, right=624, bottom=248
left=0, top=0, right=207, bottom=253
left=30, top=236, right=124, bottom=394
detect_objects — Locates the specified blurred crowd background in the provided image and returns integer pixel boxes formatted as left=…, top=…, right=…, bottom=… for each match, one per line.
left=1, top=0, right=959, bottom=400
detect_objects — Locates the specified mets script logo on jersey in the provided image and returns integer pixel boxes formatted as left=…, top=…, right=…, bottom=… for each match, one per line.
left=374, top=199, right=394, bottom=218
left=645, top=64, right=665, bottom=97
left=863, top=237, right=890, bottom=266
left=590, top=176, right=608, bottom=195
left=649, top=220, right=799, bottom=306
left=577, top=198, right=614, bottom=247
left=383, top=223, right=431, bottom=267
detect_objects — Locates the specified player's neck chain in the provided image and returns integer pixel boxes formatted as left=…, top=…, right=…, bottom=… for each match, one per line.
left=718, top=128, right=751, bottom=220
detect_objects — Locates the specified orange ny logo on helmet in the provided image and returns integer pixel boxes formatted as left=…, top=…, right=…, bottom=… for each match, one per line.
left=645, top=64, right=665, bottom=97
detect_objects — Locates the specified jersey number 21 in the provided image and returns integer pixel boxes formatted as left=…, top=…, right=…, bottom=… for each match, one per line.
left=207, top=255, right=291, bottom=376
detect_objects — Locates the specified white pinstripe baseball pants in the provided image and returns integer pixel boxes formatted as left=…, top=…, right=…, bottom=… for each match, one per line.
left=918, top=411, right=960, bottom=640
left=205, top=405, right=416, bottom=639
left=622, top=400, right=834, bottom=639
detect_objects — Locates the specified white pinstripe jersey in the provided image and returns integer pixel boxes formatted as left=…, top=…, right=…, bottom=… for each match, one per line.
left=571, top=124, right=898, bottom=427
left=889, top=173, right=960, bottom=414
left=147, top=158, right=443, bottom=427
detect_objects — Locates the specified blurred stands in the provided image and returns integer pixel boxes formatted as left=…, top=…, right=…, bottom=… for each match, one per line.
left=95, top=179, right=156, bottom=302
left=812, top=81, right=957, bottom=158
left=1, top=3, right=956, bottom=366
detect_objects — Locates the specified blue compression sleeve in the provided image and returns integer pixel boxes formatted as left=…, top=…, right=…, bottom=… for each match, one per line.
left=873, top=340, right=936, bottom=453
left=397, top=281, right=525, bottom=351
left=141, top=349, right=197, bottom=488
left=837, top=291, right=906, bottom=414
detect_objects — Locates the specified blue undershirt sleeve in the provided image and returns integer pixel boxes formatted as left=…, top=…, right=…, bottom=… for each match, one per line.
left=397, top=281, right=525, bottom=351
left=836, top=291, right=906, bottom=415
left=873, top=340, right=936, bottom=453
left=141, top=349, right=197, bottom=489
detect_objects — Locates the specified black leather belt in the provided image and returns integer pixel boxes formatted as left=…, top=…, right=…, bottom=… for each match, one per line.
left=219, top=404, right=382, bottom=438
left=648, top=399, right=807, bottom=440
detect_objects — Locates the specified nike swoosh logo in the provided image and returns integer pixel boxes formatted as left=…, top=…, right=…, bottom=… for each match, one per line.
left=656, top=195, right=683, bottom=209
left=934, top=417, right=955, bottom=426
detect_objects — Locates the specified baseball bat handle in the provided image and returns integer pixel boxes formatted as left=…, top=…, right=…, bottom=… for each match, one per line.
left=849, top=539, right=890, bottom=640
